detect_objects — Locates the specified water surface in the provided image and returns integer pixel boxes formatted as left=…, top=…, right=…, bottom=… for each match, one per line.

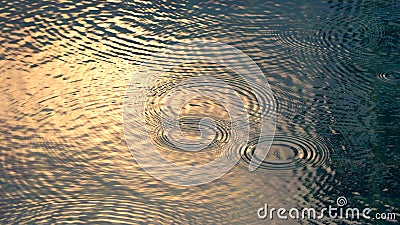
left=0, top=0, right=399, bottom=224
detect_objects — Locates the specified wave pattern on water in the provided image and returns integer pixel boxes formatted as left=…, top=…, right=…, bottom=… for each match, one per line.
left=1, top=0, right=400, bottom=224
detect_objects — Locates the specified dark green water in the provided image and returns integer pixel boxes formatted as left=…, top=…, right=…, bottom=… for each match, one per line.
left=0, top=0, right=399, bottom=224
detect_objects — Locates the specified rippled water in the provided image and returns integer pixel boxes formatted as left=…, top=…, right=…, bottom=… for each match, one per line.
left=1, top=0, right=399, bottom=224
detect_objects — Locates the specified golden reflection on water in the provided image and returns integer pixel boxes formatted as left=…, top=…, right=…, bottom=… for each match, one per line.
left=0, top=31, right=330, bottom=224
left=1, top=45, right=336, bottom=224
left=0, top=43, right=329, bottom=224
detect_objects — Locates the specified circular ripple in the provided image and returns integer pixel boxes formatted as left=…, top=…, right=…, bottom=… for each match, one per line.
left=271, top=5, right=384, bottom=60
left=146, top=117, right=231, bottom=166
left=149, top=117, right=231, bottom=151
left=316, top=17, right=383, bottom=55
left=240, top=134, right=330, bottom=170
left=377, top=71, right=400, bottom=85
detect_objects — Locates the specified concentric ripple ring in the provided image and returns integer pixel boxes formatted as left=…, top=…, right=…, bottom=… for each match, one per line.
left=240, top=134, right=330, bottom=170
